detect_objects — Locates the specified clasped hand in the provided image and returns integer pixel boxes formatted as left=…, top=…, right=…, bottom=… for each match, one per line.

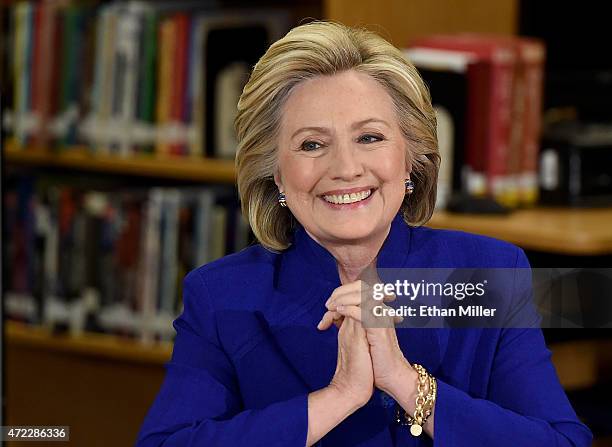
left=317, top=265, right=414, bottom=406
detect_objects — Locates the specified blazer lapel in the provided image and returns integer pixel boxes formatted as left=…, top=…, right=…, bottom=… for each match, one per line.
left=267, top=283, right=340, bottom=392
left=267, top=284, right=449, bottom=393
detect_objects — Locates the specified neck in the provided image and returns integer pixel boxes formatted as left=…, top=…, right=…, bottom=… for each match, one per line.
left=306, top=225, right=392, bottom=284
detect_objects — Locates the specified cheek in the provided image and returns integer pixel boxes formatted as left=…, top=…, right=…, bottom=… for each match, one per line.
left=280, top=157, right=320, bottom=196
left=377, top=146, right=407, bottom=182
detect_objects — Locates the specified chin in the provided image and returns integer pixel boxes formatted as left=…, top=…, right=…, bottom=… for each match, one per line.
left=321, top=221, right=379, bottom=242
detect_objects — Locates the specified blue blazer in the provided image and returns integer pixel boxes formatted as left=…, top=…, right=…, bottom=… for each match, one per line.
left=136, top=213, right=592, bottom=446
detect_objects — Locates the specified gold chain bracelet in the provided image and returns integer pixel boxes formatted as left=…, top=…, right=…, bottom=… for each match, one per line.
left=394, top=363, right=437, bottom=437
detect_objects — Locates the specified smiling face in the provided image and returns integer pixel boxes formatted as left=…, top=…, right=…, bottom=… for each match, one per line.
left=275, top=69, right=411, bottom=247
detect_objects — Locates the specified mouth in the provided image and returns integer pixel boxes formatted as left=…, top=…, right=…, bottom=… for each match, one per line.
left=320, top=187, right=377, bottom=207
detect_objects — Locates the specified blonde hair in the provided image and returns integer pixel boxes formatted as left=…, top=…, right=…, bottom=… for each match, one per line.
left=235, top=21, right=440, bottom=252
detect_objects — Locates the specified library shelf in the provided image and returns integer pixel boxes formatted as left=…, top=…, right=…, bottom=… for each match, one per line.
left=4, top=320, right=172, bottom=366
left=429, top=208, right=612, bottom=256
left=5, top=320, right=611, bottom=390
left=3, top=141, right=236, bottom=184
left=5, top=140, right=612, bottom=256
left=550, top=338, right=612, bottom=391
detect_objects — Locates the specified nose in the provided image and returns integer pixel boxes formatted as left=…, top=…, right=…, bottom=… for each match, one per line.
left=329, top=141, right=365, bottom=181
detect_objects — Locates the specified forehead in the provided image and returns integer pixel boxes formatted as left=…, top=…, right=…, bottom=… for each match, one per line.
left=280, top=70, right=398, bottom=132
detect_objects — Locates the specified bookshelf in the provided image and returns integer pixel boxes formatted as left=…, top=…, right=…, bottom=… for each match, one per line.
left=4, top=321, right=171, bottom=447
left=4, top=320, right=172, bottom=365
left=3, top=140, right=236, bottom=183
left=6, top=137, right=612, bottom=256
left=429, top=208, right=612, bottom=256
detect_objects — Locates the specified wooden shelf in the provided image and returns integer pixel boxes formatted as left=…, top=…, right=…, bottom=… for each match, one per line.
left=4, top=320, right=172, bottom=365
left=550, top=338, right=612, bottom=391
left=429, top=208, right=612, bottom=256
left=5, top=321, right=612, bottom=391
left=3, top=141, right=236, bottom=183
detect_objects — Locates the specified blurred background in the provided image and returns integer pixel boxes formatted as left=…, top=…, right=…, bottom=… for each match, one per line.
left=1, top=0, right=611, bottom=445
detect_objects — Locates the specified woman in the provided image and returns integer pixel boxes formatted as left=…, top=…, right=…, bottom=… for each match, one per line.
left=137, top=22, right=591, bottom=446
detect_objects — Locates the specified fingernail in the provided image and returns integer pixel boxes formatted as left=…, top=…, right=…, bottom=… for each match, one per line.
left=317, top=319, right=323, bottom=329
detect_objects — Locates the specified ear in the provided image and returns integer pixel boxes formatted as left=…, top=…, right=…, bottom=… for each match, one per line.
left=273, top=170, right=283, bottom=191
left=404, top=142, right=413, bottom=179
left=405, top=156, right=413, bottom=180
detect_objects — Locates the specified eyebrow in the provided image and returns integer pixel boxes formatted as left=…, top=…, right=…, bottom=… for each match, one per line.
left=290, top=118, right=390, bottom=140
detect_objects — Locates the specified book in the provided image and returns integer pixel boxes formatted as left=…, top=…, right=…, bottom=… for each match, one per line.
left=169, top=12, right=190, bottom=156
left=517, top=38, right=545, bottom=206
left=408, top=35, right=517, bottom=205
left=3, top=177, right=242, bottom=340
left=404, top=47, right=473, bottom=204
left=113, top=3, right=149, bottom=156
left=12, top=2, right=34, bottom=146
left=195, top=11, right=289, bottom=158
left=154, top=14, right=175, bottom=156
left=5, top=2, right=294, bottom=159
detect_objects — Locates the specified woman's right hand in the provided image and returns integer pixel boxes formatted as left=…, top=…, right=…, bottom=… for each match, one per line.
left=328, top=315, right=375, bottom=408
left=306, top=315, right=374, bottom=445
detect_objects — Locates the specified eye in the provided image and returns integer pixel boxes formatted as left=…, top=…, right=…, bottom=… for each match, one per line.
left=300, top=140, right=323, bottom=151
left=358, top=134, right=384, bottom=144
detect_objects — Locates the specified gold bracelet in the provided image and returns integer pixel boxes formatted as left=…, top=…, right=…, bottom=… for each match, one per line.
left=393, top=364, right=438, bottom=435
left=408, top=364, right=437, bottom=436
left=401, top=373, right=436, bottom=425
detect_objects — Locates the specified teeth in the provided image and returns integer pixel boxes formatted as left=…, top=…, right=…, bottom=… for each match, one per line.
left=323, top=189, right=372, bottom=204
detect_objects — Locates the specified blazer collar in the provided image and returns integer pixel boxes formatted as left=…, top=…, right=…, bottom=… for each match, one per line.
left=279, top=212, right=412, bottom=290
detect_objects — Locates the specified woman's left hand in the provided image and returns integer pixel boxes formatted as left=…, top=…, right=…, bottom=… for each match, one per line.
left=318, top=270, right=416, bottom=396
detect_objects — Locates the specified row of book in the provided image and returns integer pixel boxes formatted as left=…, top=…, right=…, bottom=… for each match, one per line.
left=3, top=178, right=253, bottom=342
left=2, top=0, right=288, bottom=158
left=406, top=34, right=546, bottom=208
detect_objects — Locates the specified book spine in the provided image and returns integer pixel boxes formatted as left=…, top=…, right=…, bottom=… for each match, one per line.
left=99, top=6, right=118, bottom=154
left=116, top=7, right=143, bottom=156
left=159, top=189, right=180, bottom=314
left=47, top=3, right=64, bottom=143
left=34, top=0, right=60, bottom=147
left=211, top=204, right=227, bottom=261
left=155, top=16, right=174, bottom=156
left=13, top=3, right=34, bottom=146
left=136, top=8, right=157, bottom=153
left=139, top=188, right=163, bottom=343
left=170, top=13, right=189, bottom=155
left=519, top=39, right=546, bottom=206
left=30, top=2, right=43, bottom=143
left=194, top=189, right=214, bottom=266
left=189, top=17, right=205, bottom=157
left=214, top=61, right=248, bottom=159
left=485, top=45, right=516, bottom=204
left=25, top=3, right=35, bottom=145
left=504, top=40, right=525, bottom=209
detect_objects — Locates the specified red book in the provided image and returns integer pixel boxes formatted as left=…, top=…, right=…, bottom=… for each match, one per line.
left=409, top=35, right=517, bottom=203
left=30, top=2, right=43, bottom=145
left=453, top=35, right=546, bottom=207
left=170, top=13, right=190, bottom=156
left=517, top=38, right=545, bottom=206
left=31, top=0, right=60, bottom=147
